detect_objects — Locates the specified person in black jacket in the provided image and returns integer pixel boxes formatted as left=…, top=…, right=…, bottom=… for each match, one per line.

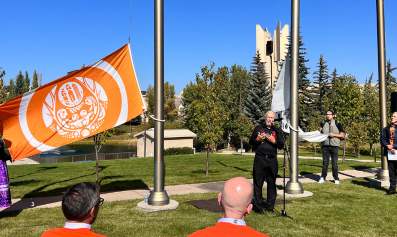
left=0, top=138, right=11, bottom=162
left=249, top=111, right=284, bottom=214
left=380, top=112, right=397, bottom=195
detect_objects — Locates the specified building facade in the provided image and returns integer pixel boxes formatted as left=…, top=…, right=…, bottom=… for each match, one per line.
left=256, top=22, right=289, bottom=87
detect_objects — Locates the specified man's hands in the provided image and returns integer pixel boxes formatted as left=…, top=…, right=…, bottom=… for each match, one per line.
left=256, top=132, right=275, bottom=144
left=387, top=145, right=396, bottom=154
left=256, top=133, right=265, bottom=142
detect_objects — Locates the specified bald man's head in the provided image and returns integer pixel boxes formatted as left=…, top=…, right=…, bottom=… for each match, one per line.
left=218, top=177, right=254, bottom=219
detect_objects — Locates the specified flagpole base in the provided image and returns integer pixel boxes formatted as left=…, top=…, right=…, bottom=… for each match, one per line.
left=377, top=169, right=389, bottom=181
left=285, top=181, right=304, bottom=194
left=148, top=190, right=169, bottom=206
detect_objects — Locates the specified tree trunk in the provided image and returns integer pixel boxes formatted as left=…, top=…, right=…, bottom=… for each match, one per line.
left=314, top=143, right=317, bottom=156
left=374, top=143, right=377, bottom=162
left=206, top=146, right=210, bottom=176
left=227, top=132, right=231, bottom=148
left=94, top=143, right=99, bottom=183
left=342, top=134, right=346, bottom=164
left=240, top=137, right=243, bottom=156
left=370, top=143, right=373, bottom=156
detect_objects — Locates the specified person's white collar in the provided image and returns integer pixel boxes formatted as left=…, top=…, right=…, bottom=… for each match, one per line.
left=64, top=222, right=92, bottom=230
left=218, top=218, right=246, bottom=226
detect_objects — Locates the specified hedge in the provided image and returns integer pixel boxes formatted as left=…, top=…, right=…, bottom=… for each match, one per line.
left=164, top=147, right=194, bottom=156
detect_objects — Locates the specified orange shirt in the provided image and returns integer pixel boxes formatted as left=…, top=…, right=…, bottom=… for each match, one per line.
left=188, top=222, right=269, bottom=237
left=41, top=228, right=106, bottom=237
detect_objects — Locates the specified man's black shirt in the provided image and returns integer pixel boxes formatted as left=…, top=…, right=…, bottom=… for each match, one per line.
left=249, top=124, right=284, bottom=157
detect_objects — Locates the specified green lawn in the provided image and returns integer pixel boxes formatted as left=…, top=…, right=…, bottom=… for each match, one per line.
left=7, top=154, right=381, bottom=199
left=0, top=177, right=393, bottom=237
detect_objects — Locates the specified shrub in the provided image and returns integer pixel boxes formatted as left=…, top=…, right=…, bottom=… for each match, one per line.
left=164, top=147, right=194, bottom=156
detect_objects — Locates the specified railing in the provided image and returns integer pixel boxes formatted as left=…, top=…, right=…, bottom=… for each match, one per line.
left=30, top=152, right=136, bottom=164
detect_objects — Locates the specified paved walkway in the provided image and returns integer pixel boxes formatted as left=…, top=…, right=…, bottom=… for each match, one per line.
left=0, top=167, right=380, bottom=212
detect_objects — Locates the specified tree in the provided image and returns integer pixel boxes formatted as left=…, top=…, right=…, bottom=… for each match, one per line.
left=93, top=129, right=114, bottom=183
left=22, top=71, right=30, bottom=93
left=14, top=71, right=24, bottom=96
left=220, top=64, right=251, bottom=148
left=182, top=63, right=227, bottom=175
left=32, top=70, right=39, bottom=89
left=7, top=78, right=15, bottom=100
left=330, top=68, right=338, bottom=89
left=287, top=32, right=311, bottom=131
left=363, top=73, right=380, bottom=157
left=325, top=74, right=363, bottom=125
left=347, top=121, right=368, bottom=157
left=312, top=54, right=331, bottom=113
left=0, top=68, right=5, bottom=104
left=385, top=60, right=397, bottom=118
left=244, top=50, right=272, bottom=126
left=146, top=82, right=178, bottom=128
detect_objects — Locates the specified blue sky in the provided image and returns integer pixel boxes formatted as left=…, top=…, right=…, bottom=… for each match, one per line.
left=1, top=1, right=397, bottom=95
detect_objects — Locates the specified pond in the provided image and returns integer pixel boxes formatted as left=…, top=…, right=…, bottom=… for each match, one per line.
left=39, top=142, right=137, bottom=158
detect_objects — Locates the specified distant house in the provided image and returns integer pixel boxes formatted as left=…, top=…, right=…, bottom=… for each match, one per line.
left=134, top=129, right=197, bottom=157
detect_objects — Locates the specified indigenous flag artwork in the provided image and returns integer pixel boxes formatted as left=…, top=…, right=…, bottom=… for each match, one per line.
left=0, top=44, right=145, bottom=161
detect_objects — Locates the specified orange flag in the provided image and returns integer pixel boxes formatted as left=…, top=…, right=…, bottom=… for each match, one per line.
left=0, top=44, right=145, bottom=161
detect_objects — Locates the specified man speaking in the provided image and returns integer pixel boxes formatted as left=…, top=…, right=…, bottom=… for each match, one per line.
left=249, top=111, right=284, bottom=214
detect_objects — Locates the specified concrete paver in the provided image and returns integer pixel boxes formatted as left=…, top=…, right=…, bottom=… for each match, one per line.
left=0, top=168, right=380, bottom=212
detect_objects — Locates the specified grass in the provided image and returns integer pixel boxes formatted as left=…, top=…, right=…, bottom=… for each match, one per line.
left=0, top=177, right=394, bottom=237
left=7, top=154, right=381, bottom=199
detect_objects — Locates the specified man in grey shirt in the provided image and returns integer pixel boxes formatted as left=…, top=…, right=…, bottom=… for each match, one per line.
left=319, top=110, right=345, bottom=185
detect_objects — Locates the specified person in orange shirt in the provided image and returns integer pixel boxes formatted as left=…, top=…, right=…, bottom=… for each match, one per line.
left=188, top=177, right=269, bottom=237
left=41, top=182, right=106, bottom=237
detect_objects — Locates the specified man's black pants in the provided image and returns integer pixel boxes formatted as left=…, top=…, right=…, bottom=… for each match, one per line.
left=388, top=159, right=397, bottom=191
left=321, top=146, right=339, bottom=180
left=252, top=154, right=278, bottom=211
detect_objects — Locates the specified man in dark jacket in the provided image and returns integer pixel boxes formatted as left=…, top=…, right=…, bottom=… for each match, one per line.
left=380, top=112, right=397, bottom=195
left=249, top=111, right=284, bottom=214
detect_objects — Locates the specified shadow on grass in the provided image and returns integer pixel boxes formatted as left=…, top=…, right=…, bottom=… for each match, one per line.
left=351, top=177, right=388, bottom=192
left=216, top=161, right=250, bottom=173
left=192, top=170, right=220, bottom=174
left=350, top=165, right=378, bottom=170
left=9, top=180, right=41, bottom=187
left=0, top=165, right=110, bottom=218
left=100, top=179, right=149, bottom=192
left=10, top=166, right=58, bottom=180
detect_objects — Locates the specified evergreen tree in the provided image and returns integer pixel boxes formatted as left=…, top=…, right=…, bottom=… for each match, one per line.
left=244, top=50, right=272, bottom=126
left=22, top=71, right=30, bottom=93
left=32, top=70, right=38, bottom=89
left=287, top=31, right=311, bottom=131
left=330, top=68, right=338, bottom=89
left=377, top=59, right=397, bottom=118
left=0, top=68, right=5, bottom=103
left=14, top=71, right=24, bottom=96
left=312, top=54, right=331, bottom=113
left=8, top=78, right=15, bottom=100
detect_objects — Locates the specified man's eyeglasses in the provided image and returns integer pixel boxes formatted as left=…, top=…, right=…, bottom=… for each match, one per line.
left=97, top=197, right=104, bottom=207
left=326, top=114, right=333, bottom=116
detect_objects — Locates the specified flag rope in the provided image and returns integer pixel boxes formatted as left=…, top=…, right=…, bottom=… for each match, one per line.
left=128, top=0, right=133, bottom=43
left=149, top=114, right=165, bottom=122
